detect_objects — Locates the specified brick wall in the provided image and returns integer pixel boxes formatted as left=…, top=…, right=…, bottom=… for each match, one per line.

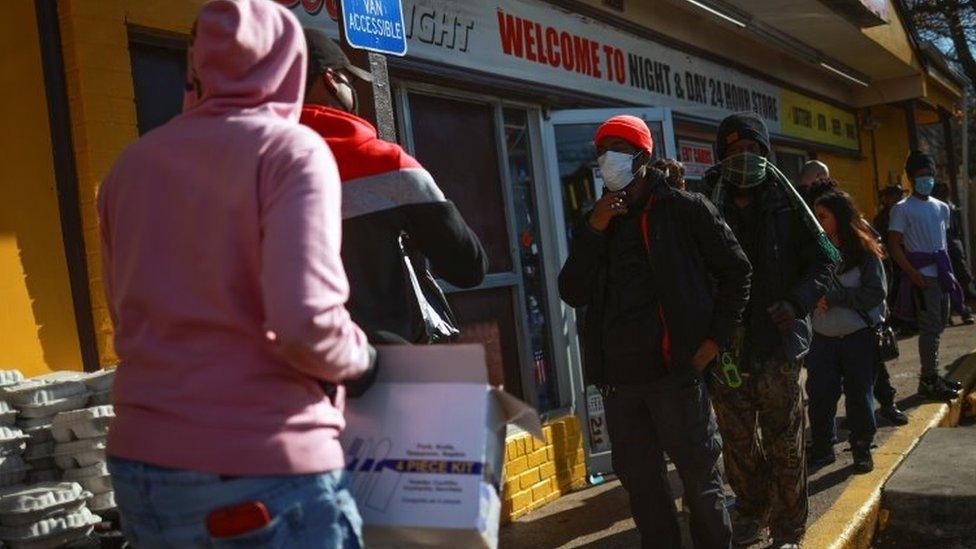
left=57, top=0, right=201, bottom=367
left=500, top=414, right=588, bottom=522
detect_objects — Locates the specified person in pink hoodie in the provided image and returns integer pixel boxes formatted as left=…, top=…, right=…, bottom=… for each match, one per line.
left=98, top=1, right=371, bottom=546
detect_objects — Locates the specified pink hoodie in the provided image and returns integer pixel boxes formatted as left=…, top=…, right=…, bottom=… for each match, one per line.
left=98, top=0, right=369, bottom=475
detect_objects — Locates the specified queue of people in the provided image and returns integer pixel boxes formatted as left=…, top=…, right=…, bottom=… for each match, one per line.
left=94, top=1, right=970, bottom=547
left=560, top=111, right=969, bottom=548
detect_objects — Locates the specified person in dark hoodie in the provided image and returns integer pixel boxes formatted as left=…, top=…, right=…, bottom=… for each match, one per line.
left=703, top=113, right=836, bottom=549
left=559, top=115, right=751, bottom=549
left=300, top=30, right=487, bottom=343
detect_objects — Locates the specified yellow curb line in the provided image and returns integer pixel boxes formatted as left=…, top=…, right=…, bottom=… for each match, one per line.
left=802, top=350, right=976, bottom=549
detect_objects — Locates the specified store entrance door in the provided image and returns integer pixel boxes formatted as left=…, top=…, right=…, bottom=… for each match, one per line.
left=541, top=108, right=676, bottom=476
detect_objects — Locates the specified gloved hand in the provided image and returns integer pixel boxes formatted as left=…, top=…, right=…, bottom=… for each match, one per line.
left=345, top=332, right=411, bottom=398
left=345, top=344, right=378, bottom=398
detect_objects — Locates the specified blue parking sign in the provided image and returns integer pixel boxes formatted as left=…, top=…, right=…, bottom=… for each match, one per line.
left=341, top=0, right=407, bottom=56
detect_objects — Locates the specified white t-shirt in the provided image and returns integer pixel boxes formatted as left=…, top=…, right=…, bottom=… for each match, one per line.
left=888, top=195, right=950, bottom=276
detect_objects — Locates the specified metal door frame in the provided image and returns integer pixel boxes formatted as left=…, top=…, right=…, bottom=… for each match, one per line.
left=540, top=107, right=676, bottom=476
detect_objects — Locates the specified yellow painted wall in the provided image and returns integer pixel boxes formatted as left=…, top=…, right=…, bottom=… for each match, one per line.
left=821, top=103, right=912, bottom=218
left=0, top=1, right=84, bottom=375
left=58, top=0, right=203, bottom=365
left=819, top=151, right=876, bottom=213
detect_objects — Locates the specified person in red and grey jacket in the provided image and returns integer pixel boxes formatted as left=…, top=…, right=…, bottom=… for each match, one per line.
left=558, top=116, right=751, bottom=549
left=300, top=30, right=487, bottom=343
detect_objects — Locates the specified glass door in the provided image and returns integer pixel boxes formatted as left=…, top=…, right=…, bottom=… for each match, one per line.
left=541, top=108, right=676, bottom=476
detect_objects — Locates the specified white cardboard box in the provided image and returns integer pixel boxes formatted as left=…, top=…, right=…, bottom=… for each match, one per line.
left=341, top=344, right=542, bottom=548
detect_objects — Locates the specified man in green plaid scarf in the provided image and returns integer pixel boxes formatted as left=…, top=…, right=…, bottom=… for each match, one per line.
left=704, top=112, right=838, bottom=549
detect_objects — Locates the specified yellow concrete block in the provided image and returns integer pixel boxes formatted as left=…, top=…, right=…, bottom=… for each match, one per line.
left=509, top=489, right=532, bottom=513
left=532, top=435, right=548, bottom=451
left=505, top=440, right=520, bottom=460
left=571, top=463, right=586, bottom=481
left=527, top=448, right=547, bottom=467
left=500, top=499, right=513, bottom=522
left=573, top=448, right=585, bottom=466
left=546, top=445, right=556, bottom=461
left=542, top=425, right=554, bottom=444
left=519, top=468, right=541, bottom=491
left=506, top=456, right=527, bottom=476
left=531, top=478, right=553, bottom=501
left=539, top=461, right=556, bottom=480
left=502, top=478, right=518, bottom=500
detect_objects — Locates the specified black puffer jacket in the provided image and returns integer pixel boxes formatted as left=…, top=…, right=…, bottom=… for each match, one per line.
left=706, top=168, right=835, bottom=361
left=559, top=181, right=752, bottom=385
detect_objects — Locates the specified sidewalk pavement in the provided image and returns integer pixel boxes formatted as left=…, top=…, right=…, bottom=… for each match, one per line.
left=499, top=321, right=976, bottom=548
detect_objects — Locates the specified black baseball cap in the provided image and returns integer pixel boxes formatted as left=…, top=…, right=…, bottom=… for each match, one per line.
left=303, top=28, right=373, bottom=86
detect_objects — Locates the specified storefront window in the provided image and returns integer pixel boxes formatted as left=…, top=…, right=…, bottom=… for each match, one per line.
left=129, top=38, right=186, bottom=135
left=504, top=109, right=557, bottom=411
left=447, top=288, right=522, bottom=394
left=407, top=93, right=513, bottom=274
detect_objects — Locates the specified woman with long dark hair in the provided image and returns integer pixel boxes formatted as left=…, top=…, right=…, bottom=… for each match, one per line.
left=807, top=190, right=887, bottom=473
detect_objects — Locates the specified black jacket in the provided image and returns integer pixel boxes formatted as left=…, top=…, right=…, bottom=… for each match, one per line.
left=303, top=105, right=487, bottom=343
left=709, top=170, right=835, bottom=361
left=342, top=173, right=488, bottom=342
left=558, top=182, right=751, bottom=385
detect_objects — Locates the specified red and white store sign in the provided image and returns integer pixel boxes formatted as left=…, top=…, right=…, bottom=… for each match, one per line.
left=678, top=139, right=715, bottom=180
left=282, top=0, right=782, bottom=131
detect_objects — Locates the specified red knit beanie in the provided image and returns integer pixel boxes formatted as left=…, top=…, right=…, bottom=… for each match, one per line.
left=594, top=115, right=654, bottom=153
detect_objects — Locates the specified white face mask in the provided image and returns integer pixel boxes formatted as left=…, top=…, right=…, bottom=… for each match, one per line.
left=598, top=151, right=638, bottom=192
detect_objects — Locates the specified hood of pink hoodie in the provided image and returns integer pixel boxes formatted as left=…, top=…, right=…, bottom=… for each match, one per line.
left=183, top=0, right=306, bottom=121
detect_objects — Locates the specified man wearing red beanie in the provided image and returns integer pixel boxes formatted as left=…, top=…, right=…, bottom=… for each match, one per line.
left=560, top=115, right=751, bottom=548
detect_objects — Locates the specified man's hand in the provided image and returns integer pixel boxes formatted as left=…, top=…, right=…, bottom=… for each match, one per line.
left=692, top=338, right=720, bottom=371
left=907, top=269, right=929, bottom=289
left=816, top=296, right=828, bottom=312
left=588, top=191, right=628, bottom=232
left=768, top=301, right=797, bottom=334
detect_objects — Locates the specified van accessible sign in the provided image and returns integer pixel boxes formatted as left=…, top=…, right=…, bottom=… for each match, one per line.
left=284, top=0, right=782, bottom=130
left=341, top=0, right=407, bottom=56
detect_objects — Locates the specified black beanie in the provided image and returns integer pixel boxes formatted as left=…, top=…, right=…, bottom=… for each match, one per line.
left=905, top=150, right=935, bottom=177
left=716, top=112, right=771, bottom=160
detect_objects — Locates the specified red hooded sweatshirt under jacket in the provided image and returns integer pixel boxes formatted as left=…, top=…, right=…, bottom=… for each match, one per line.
left=300, top=105, right=487, bottom=342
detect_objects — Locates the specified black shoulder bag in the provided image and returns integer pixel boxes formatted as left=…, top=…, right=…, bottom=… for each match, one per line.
left=829, top=264, right=899, bottom=362
left=399, top=233, right=460, bottom=344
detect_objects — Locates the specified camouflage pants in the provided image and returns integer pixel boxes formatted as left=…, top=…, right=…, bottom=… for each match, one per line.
left=709, top=358, right=808, bottom=540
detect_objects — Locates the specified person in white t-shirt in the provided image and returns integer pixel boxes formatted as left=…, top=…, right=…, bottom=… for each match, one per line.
left=888, top=151, right=964, bottom=401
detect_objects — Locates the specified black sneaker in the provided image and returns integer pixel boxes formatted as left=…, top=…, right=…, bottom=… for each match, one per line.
left=962, top=314, right=976, bottom=325
left=942, top=376, right=963, bottom=391
left=877, top=403, right=909, bottom=425
left=807, top=449, right=836, bottom=472
left=852, top=442, right=874, bottom=474
left=918, top=374, right=958, bottom=401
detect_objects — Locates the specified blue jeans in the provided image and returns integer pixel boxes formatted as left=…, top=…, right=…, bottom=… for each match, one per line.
left=806, top=329, right=878, bottom=453
left=108, top=458, right=363, bottom=549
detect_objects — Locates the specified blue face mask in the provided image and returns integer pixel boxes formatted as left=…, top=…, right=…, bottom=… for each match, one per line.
left=914, top=176, right=935, bottom=196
